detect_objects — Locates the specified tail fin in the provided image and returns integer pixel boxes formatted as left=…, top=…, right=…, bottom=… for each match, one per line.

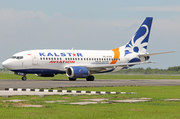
left=125, top=17, right=153, bottom=55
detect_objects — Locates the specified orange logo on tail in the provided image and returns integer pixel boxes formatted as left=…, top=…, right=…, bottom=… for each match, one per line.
left=110, top=48, right=120, bottom=64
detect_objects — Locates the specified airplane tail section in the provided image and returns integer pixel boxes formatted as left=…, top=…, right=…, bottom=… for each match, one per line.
left=125, top=17, right=153, bottom=55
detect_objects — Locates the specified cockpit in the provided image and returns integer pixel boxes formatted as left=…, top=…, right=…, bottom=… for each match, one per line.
left=11, top=56, right=24, bottom=59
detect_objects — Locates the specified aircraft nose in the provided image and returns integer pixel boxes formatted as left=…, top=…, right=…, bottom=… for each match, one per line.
left=2, top=60, right=12, bottom=69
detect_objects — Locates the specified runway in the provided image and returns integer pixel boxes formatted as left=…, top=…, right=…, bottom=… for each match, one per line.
left=0, top=79, right=180, bottom=90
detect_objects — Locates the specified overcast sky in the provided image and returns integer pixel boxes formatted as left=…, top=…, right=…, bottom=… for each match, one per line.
left=0, top=0, right=179, bottom=69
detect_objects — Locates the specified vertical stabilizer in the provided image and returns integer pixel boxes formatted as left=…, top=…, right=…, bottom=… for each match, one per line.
left=125, top=17, right=153, bottom=55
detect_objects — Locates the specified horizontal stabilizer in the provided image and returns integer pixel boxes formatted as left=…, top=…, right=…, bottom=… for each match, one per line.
left=139, top=51, right=177, bottom=57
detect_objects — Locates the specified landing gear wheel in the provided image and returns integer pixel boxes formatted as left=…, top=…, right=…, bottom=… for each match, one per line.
left=86, top=76, right=94, bottom=81
left=69, top=78, right=76, bottom=81
left=22, top=76, right=27, bottom=81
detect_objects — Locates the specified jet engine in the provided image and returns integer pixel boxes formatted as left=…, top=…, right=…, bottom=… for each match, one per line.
left=66, top=66, right=90, bottom=78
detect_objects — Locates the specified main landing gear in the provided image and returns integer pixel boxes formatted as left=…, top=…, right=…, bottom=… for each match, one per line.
left=68, top=75, right=94, bottom=81
left=86, top=76, right=94, bottom=81
left=69, top=78, right=76, bottom=81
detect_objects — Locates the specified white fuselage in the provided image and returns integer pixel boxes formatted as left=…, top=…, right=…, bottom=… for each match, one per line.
left=2, top=47, right=142, bottom=75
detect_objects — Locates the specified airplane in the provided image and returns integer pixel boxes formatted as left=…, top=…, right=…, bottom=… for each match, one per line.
left=2, top=17, right=175, bottom=81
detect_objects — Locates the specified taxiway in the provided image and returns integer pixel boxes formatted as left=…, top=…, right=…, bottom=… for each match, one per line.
left=0, top=79, right=180, bottom=90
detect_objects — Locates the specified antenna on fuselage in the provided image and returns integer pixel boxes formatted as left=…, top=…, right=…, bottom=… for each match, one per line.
left=71, top=47, right=74, bottom=50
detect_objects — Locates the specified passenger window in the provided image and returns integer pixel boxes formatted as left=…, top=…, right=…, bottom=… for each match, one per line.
left=57, top=58, right=59, bottom=60
left=43, top=58, right=45, bottom=60
left=40, top=58, right=42, bottom=60
left=89, top=58, right=91, bottom=60
left=46, top=58, right=48, bottom=60
left=54, top=58, right=56, bottom=60
left=49, top=58, right=51, bottom=60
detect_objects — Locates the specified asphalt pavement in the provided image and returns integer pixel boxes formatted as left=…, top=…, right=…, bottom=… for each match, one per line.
left=0, top=79, right=180, bottom=90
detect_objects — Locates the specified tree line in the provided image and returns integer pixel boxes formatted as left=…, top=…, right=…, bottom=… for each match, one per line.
left=116, top=66, right=180, bottom=74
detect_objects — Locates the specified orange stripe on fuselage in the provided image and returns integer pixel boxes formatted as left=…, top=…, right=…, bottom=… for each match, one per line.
left=110, top=47, right=120, bottom=64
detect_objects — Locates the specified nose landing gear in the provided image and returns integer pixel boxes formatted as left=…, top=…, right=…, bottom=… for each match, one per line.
left=22, top=76, right=27, bottom=81
left=14, top=72, right=27, bottom=81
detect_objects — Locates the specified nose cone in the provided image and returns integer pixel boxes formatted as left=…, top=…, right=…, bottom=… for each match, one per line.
left=2, top=60, right=12, bottom=69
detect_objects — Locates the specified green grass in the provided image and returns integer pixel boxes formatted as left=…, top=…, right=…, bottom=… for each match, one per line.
left=1, top=86, right=180, bottom=118
left=0, top=73, right=180, bottom=80
left=0, top=73, right=69, bottom=80
left=0, top=73, right=180, bottom=118
left=94, top=74, right=180, bottom=79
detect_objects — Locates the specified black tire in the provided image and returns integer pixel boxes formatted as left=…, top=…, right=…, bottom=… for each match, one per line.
left=69, top=78, right=76, bottom=81
left=86, top=76, right=94, bottom=81
left=22, top=76, right=27, bottom=81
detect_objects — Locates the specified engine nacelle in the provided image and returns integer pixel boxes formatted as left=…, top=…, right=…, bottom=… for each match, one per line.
left=35, top=73, right=55, bottom=77
left=66, top=66, right=90, bottom=78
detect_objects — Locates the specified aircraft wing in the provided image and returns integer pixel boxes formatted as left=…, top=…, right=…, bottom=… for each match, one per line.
left=87, top=61, right=154, bottom=69
left=139, top=51, right=177, bottom=57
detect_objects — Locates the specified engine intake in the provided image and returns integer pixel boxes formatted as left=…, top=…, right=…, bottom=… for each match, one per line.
left=66, top=66, right=90, bottom=78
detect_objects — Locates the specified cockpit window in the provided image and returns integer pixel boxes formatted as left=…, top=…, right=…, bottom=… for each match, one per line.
left=11, top=56, right=16, bottom=59
left=11, top=56, right=23, bottom=59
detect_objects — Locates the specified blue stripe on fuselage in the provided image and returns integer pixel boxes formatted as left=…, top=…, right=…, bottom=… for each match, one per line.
left=11, top=69, right=66, bottom=74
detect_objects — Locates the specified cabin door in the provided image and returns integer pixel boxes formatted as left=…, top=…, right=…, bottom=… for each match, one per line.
left=32, top=53, right=38, bottom=65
